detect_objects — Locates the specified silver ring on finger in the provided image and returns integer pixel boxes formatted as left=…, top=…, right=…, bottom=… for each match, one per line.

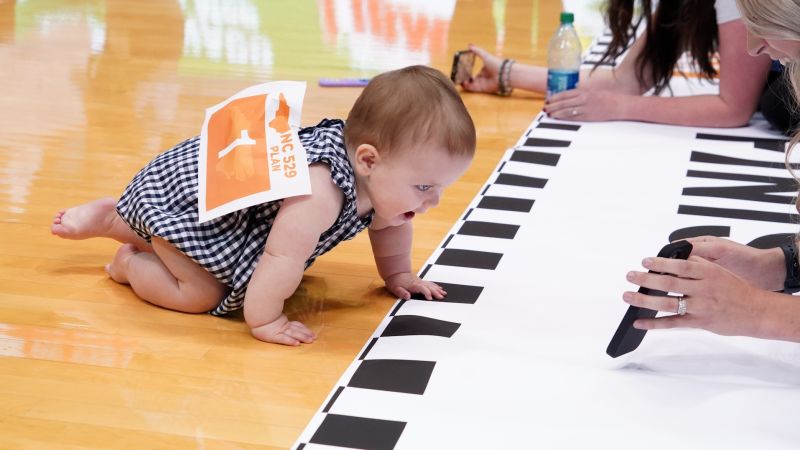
left=676, top=295, right=687, bottom=316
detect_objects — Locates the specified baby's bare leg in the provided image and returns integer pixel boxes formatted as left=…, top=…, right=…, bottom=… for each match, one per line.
left=52, top=197, right=151, bottom=251
left=107, top=237, right=226, bottom=313
left=52, top=197, right=150, bottom=250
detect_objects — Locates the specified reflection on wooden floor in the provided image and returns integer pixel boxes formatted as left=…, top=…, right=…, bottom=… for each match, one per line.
left=0, top=0, right=565, bottom=447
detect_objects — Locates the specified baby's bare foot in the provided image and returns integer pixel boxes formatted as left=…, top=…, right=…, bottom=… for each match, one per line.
left=106, top=243, right=138, bottom=284
left=52, top=197, right=118, bottom=240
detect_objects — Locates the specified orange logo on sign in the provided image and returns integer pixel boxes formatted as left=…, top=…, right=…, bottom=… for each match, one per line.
left=205, top=94, right=271, bottom=211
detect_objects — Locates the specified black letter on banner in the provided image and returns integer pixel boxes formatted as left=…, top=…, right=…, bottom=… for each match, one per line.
left=696, top=133, right=788, bottom=152
left=683, top=170, right=797, bottom=204
left=747, top=233, right=796, bottom=249
left=668, top=225, right=731, bottom=242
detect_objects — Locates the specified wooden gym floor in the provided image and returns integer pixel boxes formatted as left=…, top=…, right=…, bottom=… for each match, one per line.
left=0, top=0, right=563, bottom=447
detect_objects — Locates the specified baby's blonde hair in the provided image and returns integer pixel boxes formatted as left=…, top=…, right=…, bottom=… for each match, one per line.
left=736, top=0, right=800, bottom=175
left=344, top=65, right=476, bottom=159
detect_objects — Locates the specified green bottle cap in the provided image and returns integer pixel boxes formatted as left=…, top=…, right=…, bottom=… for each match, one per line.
left=560, top=12, right=574, bottom=24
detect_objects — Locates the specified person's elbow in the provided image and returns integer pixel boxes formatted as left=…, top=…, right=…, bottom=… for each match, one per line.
left=717, top=105, right=758, bottom=128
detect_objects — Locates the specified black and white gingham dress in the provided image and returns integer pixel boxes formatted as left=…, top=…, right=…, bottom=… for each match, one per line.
left=116, top=119, right=373, bottom=315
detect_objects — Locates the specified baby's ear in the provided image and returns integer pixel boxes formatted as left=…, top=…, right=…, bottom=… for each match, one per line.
left=353, top=144, right=380, bottom=175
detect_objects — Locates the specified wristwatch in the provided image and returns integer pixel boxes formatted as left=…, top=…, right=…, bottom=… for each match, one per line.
left=780, top=239, right=800, bottom=293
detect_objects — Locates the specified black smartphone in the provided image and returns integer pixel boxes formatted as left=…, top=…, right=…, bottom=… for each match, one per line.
left=450, top=50, right=475, bottom=84
left=606, top=240, right=693, bottom=358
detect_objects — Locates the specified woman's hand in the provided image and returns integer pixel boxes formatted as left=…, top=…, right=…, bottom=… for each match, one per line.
left=623, top=255, right=766, bottom=337
left=385, top=272, right=446, bottom=300
left=460, top=44, right=502, bottom=94
left=544, top=88, right=624, bottom=121
left=685, top=235, right=785, bottom=291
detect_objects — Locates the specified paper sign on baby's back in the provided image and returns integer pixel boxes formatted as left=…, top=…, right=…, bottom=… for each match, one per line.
left=198, top=81, right=310, bottom=223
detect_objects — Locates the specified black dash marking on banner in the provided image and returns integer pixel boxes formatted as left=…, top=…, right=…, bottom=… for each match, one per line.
left=359, top=338, right=379, bottom=361
left=481, top=184, right=491, bottom=195
left=389, top=300, right=406, bottom=316
left=441, top=234, right=454, bottom=248
left=296, top=444, right=305, bottom=450
left=511, top=150, right=560, bottom=166
left=410, top=282, right=484, bottom=304
left=524, top=137, right=571, bottom=147
left=497, top=161, right=507, bottom=172
left=310, top=414, right=406, bottom=449
left=381, top=315, right=460, bottom=338
left=418, top=264, right=432, bottom=279
left=690, top=151, right=791, bottom=170
left=537, top=122, right=581, bottom=131
left=436, top=248, right=503, bottom=270
left=696, top=133, right=787, bottom=152
left=496, top=173, right=547, bottom=189
left=462, top=208, right=474, bottom=221
left=478, top=196, right=534, bottom=212
left=678, top=205, right=799, bottom=224
left=669, top=225, right=730, bottom=242
left=322, top=386, right=345, bottom=413
left=349, top=359, right=436, bottom=395
left=458, top=221, right=519, bottom=239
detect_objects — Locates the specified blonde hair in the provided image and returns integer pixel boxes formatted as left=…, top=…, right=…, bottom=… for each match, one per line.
left=344, top=65, right=476, bottom=159
left=736, top=0, right=800, bottom=174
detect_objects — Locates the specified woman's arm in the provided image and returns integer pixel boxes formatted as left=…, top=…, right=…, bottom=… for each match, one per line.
left=546, top=20, right=773, bottom=126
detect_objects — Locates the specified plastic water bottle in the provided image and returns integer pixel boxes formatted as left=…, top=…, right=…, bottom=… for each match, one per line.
left=546, top=12, right=582, bottom=98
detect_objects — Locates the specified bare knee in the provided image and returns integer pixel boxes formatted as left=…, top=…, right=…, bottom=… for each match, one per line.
left=175, top=280, right=228, bottom=313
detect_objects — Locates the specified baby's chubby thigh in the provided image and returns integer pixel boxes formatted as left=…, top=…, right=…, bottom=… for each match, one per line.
left=150, top=237, right=228, bottom=312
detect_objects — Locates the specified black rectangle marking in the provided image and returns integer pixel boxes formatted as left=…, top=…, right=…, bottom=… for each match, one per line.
left=510, top=150, right=560, bottom=166
left=409, top=282, right=483, bottom=304
left=381, top=315, right=460, bottom=338
left=359, top=337, right=378, bottom=360
left=458, top=221, right=519, bottom=239
left=322, top=386, right=345, bottom=412
left=536, top=122, right=581, bottom=131
left=523, top=137, right=571, bottom=147
left=495, top=173, right=547, bottom=189
left=310, top=414, right=406, bottom=450
left=348, top=359, right=436, bottom=395
left=389, top=300, right=406, bottom=316
left=477, top=196, right=534, bottom=212
left=435, top=248, right=503, bottom=270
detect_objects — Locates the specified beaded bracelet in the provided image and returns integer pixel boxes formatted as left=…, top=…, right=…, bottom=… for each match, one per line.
left=498, top=58, right=515, bottom=96
left=780, top=239, right=800, bottom=293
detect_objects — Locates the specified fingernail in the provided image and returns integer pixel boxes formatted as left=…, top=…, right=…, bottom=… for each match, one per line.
left=623, top=292, right=633, bottom=302
left=632, top=320, right=643, bottom=329
left=642, top=257, right=654, bottom=267
left=543, top=107, right=548, bottom=112
left=626, top=271, right=635, bottom=281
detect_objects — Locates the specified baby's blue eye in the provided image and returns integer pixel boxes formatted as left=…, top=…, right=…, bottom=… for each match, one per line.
left=416, top=185, right=432, bottom=192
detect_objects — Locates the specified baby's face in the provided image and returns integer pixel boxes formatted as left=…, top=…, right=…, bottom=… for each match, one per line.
left=366, top=144, right=472, bottom=226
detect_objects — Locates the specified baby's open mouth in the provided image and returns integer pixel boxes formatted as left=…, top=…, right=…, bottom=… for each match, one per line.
left=403, top=211, right=416, bottom=220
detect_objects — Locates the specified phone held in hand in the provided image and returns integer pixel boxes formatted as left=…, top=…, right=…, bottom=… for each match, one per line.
left=450, top=50, right=475, bottom=85
left=606, top=240, right=693, bottom=358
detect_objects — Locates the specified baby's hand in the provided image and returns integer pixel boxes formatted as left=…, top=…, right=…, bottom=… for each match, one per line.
left=250, top=313, right=316, bottom=346
left=385, top=273, right=446, bottom=300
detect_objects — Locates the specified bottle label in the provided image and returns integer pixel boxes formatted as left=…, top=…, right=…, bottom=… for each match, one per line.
left=546, top=70, right=579, bottom=97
